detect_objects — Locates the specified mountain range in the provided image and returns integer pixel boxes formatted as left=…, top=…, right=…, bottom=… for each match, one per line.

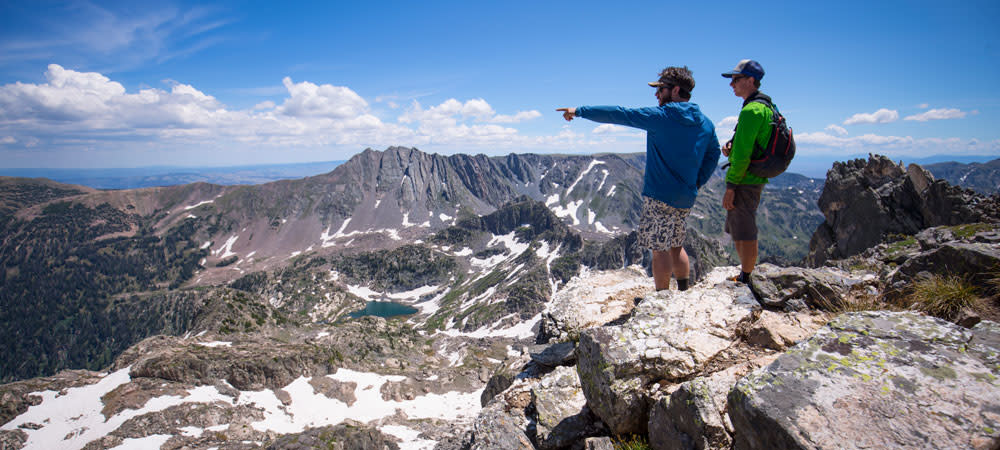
left=1, top=148, right=998, bottom=449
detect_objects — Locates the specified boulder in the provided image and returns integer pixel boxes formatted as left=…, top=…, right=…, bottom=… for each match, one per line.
left=744, top=310, right=829, bottom=351
left=584, top=436, right=615, bottom=450
left=528, top=342, right=576, bottom=368
left=468, top=403, right=535, bottom=450
left=751, top=264, right=876, bottom=310
left=481, top=351, right=532, bottom=407
left=539, top=266, right=651, bottom=343
left=886, top=241, right=1000, bottom=300
left=532, top=366, right=603, bottom=449
left=648, top=357, right=778, bottom=450
left=576, top=268, right=760, bottom=435
left=728, top=311, right=1000, bottom=449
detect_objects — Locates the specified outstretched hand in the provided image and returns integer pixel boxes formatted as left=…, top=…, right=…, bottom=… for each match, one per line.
left=556, top=107, right=576, bottom=121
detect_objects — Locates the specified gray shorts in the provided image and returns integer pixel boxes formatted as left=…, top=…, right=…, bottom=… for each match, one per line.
left=638, top=196, right=689, bottom=251
left=725, top=184, right=764, bottom=241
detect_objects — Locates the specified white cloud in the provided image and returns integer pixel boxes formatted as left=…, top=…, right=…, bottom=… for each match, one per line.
left=277, top=77, right=369, bottom=119
left=796, top=131, right=1000, bottom=157
left=0, top=136, right=15, bottom=144
left=843, top=108, right=899, bottom=125
left=491, top=110, right=541, bottom=123
left=824, top=124, right=848, bottom=136
left=903, top=108, right=967, bottom=122
left=253, top=100, right=276, bottom=110
left=717, top=116, right=739, bottom=129
left=918, top=103, right=929, bottom=109
left=592, top=124, right=628, bottom=134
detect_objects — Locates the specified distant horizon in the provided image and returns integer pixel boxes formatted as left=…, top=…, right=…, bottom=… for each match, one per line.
left=0, top=148, right=995, bottom=184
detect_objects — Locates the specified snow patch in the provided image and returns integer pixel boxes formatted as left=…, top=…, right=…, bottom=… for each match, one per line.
left=438, top=313, right=540, bottom=339
left=566, top=159, right=606, bottom=195
left=213, top=235, right=239, bottom=259
left=197, top=341, right=232, bottom=348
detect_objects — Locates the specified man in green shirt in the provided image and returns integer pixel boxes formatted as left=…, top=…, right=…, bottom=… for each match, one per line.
left=721, top=59, right=770, bottom=287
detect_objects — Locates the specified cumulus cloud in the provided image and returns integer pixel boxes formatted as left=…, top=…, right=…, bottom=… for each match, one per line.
left=253, top=100, right=276, bottom=110
left=491, top=110, right=541, bottom=123
left=795, top=131, right=1000, bottom=157
left=824, top=124, right=848, bottom=136
left=591, top=124, right=641, bottom=137
left=277, top=77, right=369, bottom=119
left=843, top=108, right=899, bottom=125
left=717, top=116, right=739, bottom=129
left=903, top=108, right=967, bottom=122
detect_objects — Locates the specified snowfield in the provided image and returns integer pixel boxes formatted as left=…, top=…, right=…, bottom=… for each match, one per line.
left=1, top=367, right=483, bottom=450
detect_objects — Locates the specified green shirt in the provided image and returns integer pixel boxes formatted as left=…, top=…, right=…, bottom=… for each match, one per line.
left=725, top=100, right=772, bottom=185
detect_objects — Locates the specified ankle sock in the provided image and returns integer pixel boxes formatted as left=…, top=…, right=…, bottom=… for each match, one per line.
left=677, top=278, right=689, bottom=291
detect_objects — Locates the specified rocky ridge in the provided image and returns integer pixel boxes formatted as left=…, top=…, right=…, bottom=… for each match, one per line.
left=807, top=154, right=1000, bottom=266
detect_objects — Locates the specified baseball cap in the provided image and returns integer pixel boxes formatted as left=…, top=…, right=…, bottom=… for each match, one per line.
left=721, top=59, right=764, bottom=80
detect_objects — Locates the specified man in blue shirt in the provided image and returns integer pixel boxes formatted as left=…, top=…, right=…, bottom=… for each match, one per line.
left=557, top=66, right=720, bottom=291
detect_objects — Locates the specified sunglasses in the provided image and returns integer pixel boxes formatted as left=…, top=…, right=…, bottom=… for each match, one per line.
left=730, top=75, right=746, bottom=82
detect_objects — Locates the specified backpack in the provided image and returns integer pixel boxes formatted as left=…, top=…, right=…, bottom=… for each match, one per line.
left=745, top=97, right=795, bottom=178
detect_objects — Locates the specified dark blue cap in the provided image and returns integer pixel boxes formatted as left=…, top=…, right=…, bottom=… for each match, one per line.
left=721, top=59, right=764, bottom=81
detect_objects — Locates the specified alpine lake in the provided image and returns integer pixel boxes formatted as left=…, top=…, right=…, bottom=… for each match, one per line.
left=347, top=301, right=418, bottom=319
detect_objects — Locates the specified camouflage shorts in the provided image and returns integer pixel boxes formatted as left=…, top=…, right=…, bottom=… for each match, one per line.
left=638, top=196, right=689, bottom=251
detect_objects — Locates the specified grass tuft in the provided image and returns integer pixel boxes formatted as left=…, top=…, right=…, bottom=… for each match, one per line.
left=907, top=274, right=981, bottom=320
left=613, top=434, right=651, bottom=450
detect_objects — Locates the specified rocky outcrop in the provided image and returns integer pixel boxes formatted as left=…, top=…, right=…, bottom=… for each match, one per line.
left=576, top=269, right=761, bottom=435
left=265, top=423, right=400, bottom=450
left=807, top=154, right=1000, bottom=266
left=531, top=366, right=603, bottom=449
left=538, top=266, right=651, bottom=343
left=728, top=311, right=1000, bottom=449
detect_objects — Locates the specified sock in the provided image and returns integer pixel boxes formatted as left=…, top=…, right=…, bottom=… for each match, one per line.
left=738, top=271, right=752, bottom=283
left=677, top=278, right=689, bottom=291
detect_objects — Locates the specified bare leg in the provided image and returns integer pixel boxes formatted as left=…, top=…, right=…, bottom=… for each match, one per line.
left=670, top=247, right=689, bottom=280
left=652, top=247, right=689, bottom=291
left=651, top=250, right=672, bottom=291
left=734, top=240, right=758, bottom=274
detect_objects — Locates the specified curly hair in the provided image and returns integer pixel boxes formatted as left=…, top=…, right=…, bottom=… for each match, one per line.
left=657, top=66, right=695, bottom=100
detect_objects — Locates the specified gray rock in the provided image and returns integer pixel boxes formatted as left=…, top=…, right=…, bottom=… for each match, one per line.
left=576, top=268, right=760, bottom=435
left=648, top=359, right=777, bottom=450
left=744, top=310, right=828, bottom=351
left=649, top=379, right=729, bottom=450
left=468, top=405, right=535, bottom=450
left=540, top=266, right=651, bottom=343
left=481, top=351, right=532, bottom=407
left=752, top=263, right=875, bottom=310
left=584, top=436, right=615, bottom=450
left=728, top=311, right=1000, bottom=449
left=265, top=423, right=400, bottom=450
left=529, top=342, right=576, bottom=368
left=807, top=155, right=1000, bottom=266
left=532, top=366, right=603, bottom=449
left=886, top=241, right=1000, bottom=303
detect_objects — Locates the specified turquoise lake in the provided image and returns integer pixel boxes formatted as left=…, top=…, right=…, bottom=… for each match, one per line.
left=347, top=301, right=418, bottom=319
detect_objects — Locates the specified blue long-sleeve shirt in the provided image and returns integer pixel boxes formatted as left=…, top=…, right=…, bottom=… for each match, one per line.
left=576, top=103, right=720, bottom=209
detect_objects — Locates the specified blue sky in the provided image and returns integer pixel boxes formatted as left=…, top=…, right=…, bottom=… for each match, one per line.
left=1, top=0, right=998, bottom=175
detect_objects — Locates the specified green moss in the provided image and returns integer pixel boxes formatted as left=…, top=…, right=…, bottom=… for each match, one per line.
left=919, top=365, right=958, bottom=381
left=946, top=223, right=994, bottom=239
